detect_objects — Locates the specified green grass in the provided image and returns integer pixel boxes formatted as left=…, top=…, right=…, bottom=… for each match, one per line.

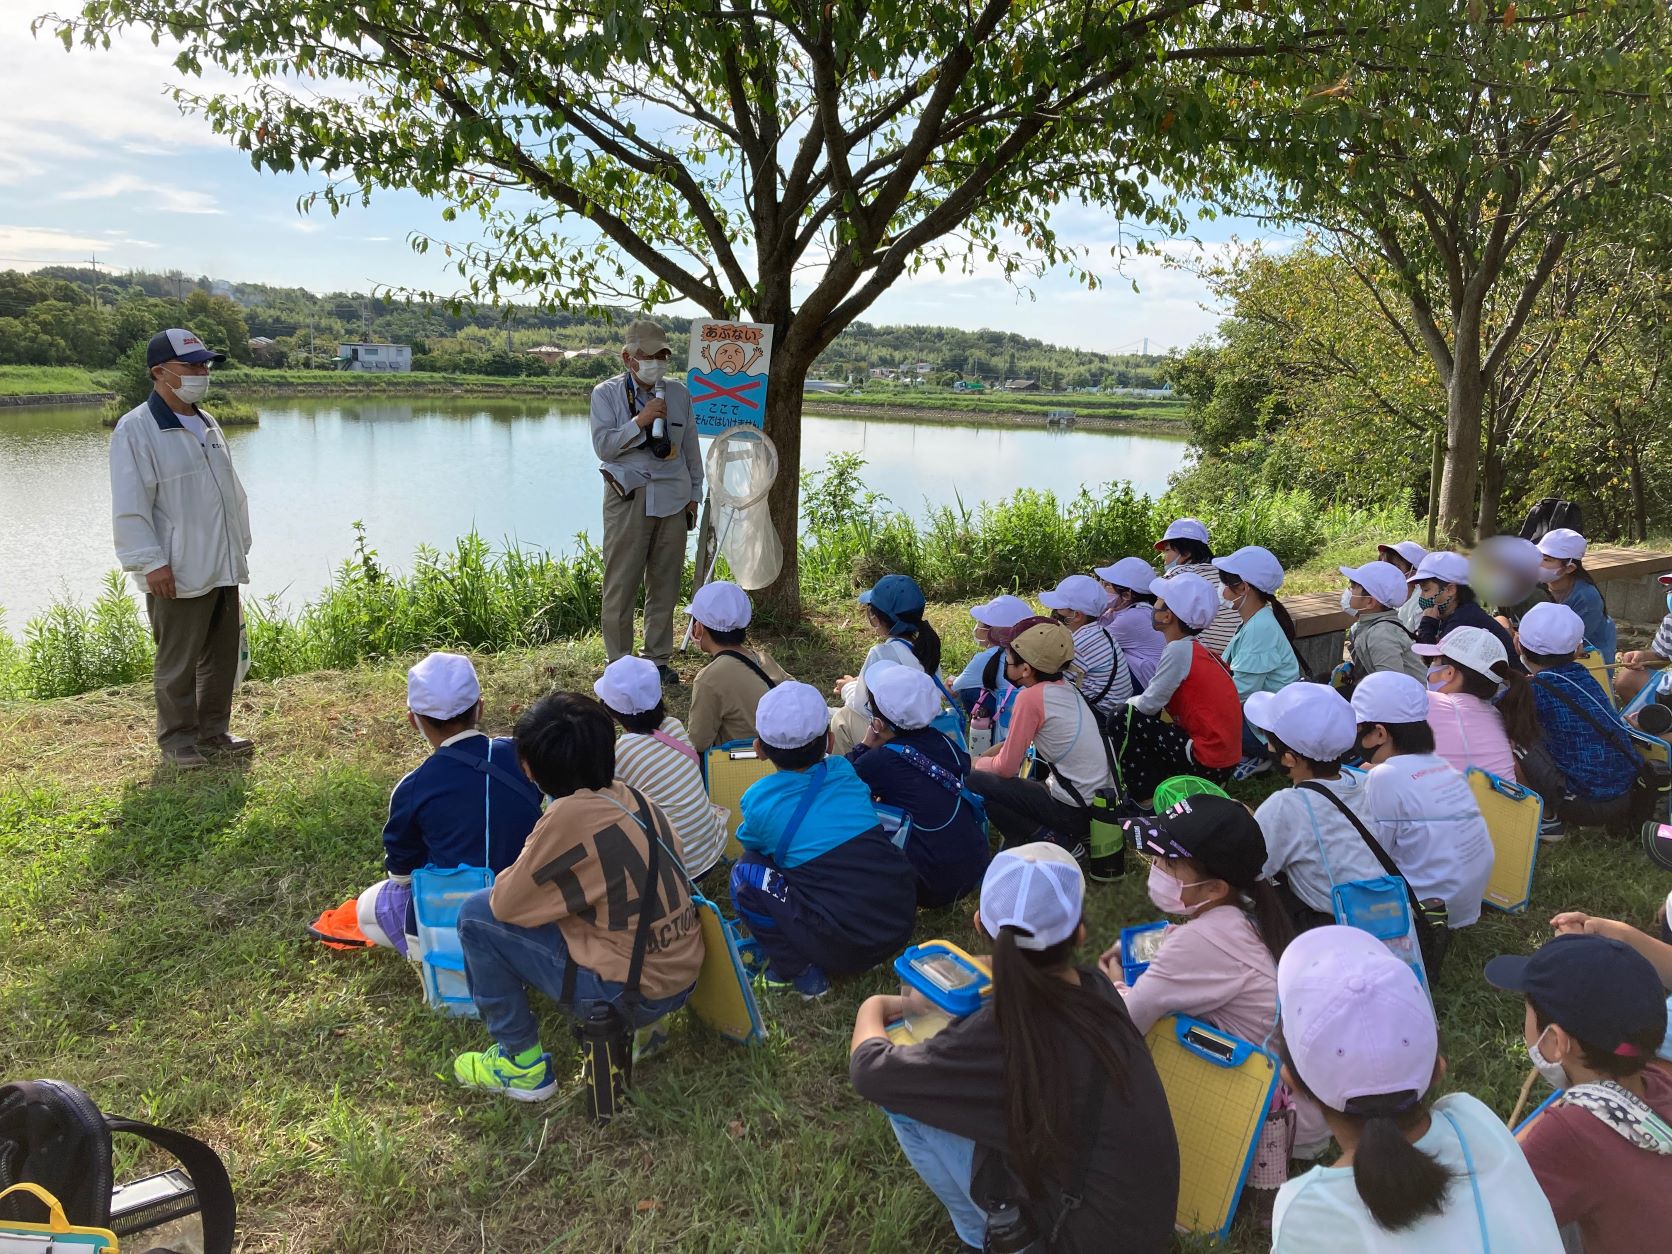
left=0, top=365, right=115, bottom=396
left=1, top=609, right=1665, bottom=1252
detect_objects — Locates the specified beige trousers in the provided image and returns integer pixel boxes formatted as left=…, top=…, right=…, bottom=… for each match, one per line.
left=146, top=585, right=240, bottom=751
left=601, top=487, right=688, bottom=665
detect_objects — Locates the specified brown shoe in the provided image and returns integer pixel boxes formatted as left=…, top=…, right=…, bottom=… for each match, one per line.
left=162, top=745, right=210, bottom=770
left=197, top=734, right=255, bottom=759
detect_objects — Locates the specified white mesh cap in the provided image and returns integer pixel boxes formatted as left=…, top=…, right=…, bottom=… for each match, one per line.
left=979, top=842, right=1084, bottom=951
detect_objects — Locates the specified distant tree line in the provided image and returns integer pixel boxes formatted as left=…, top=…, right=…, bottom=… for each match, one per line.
left=0, top=267, right=1161, bottom=388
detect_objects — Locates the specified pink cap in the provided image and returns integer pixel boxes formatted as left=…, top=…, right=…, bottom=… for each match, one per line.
left=1277, top=925, right=1437, bottom=1112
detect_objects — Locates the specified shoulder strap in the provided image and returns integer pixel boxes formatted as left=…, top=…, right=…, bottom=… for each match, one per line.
left=1046, top=1065, right=1111, bottom=1243
left=620, top=786, right=664, bottom=1000
left=717, top=648, right=777, bottom=690
left=1530, top=673, right=1653, bottom=782
left=1296, top=780, right=1406, bottom=886
left=1088, top=627, right=1120, bottom=705
left=435, top=742, right=544, bottom=809
left=882, top=741, right=963, bottom=795
left=648, top=727, right=701, bottom=766
left=775, top=761, right=829, bottom=864
left=104, top=1116, right=237, bottom=1254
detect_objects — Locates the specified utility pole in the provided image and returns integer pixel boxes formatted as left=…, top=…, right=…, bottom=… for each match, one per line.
left=87, top=252, right=99, bottom=310
left=1142, top=336, right=1148, bottom=356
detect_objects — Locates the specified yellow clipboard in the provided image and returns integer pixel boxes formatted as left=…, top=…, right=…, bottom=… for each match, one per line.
left=1468, top=768, right=1542, bottom=914
left=702, top=739, right=776, bottom=861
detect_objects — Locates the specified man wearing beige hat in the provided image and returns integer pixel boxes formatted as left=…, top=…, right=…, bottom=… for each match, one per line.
left=590, top=320, right=703, bottom=683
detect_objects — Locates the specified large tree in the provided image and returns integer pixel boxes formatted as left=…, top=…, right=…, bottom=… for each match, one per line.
left=1193, top=1, right=1672, bottom=541
left=50, top=0, right=1333, bottom=610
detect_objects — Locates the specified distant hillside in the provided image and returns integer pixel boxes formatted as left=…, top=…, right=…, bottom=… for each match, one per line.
left=2, top=266, right=1165, bottom=388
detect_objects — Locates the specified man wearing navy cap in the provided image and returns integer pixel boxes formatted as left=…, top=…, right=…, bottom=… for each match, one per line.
left=110, top=328, right=253, bottom=768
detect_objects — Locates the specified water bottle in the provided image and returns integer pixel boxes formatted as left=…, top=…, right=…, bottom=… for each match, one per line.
left=1643, top=820, right=1672, bottom=871
left=647, top=381, right=672, bottom=459
left=1086, top=789, right=1127, bottom=882
left=982, top=1200, right=1043, bottom=1253
left=579, top=1002, right=631, bottom=1124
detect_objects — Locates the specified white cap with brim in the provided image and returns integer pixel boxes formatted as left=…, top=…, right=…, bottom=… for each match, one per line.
left=1155, top=517, right=1210, bottom=551
left=1340, top=562, right=1409, bottom=611
left=869, top=663, right=941, bottom=730
left=1350, top=670, right=1429, bottom=726
left=979, top=842, right=1084, bottom=951
left=1409, top=551, right=1470, bottom=587
left=970, top=594, right=1035, bottom=629
left=1278, top=924, right=1438, bottom=1113
left=1519, top=601, right=1586, bottom=656
left=593, top=655, right=662, bottom=715
left=684, top=580, right=752, bottom=632
left=1245, top=681, right=1356, bottom=761
left=1377, top=540, right=1428, bottom=569
left=1095, top=556, right=1159, bottom=591
left=1537, top=528, right=1588, bottom=561
left=407, top=651, right=481, bottom=720
left=755, top=681, right=831, bottom=749
left=1213, top=545, right=1286, bottom=595
left=1151, top=572, right=1217, bottom=632
left=1039, top=574, right=1110, bottom=618
left=1411, top=625, right=1507, bottom=681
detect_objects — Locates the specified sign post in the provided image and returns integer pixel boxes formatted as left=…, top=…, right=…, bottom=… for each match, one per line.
left=687, top=319, right=772, bottom=437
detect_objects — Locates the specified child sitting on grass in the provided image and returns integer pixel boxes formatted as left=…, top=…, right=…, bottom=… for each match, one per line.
left=730, top=681, right=917, bottom=999
left=1486, top=933, right=1672, bottom=1252
left=1548, top=898, right=1672, bottom=1063
left=849, top=663, right=990, bottom=907
left=593, top=655, right=726, bottom=880
left=330, top=652, right=542, bottom=956
left=452, top=693, right=702, bottom=1102
left=1272, top=925, right=1562, bottom=1251
left=683, top=580, right=791, bottom=754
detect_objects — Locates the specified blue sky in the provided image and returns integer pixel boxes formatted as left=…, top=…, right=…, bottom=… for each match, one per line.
left=0, top=16, right=1271, bottom=354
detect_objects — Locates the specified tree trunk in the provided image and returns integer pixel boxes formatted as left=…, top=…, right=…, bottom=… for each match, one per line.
left=1439, top=338, right=1485, bottom=544
left=754, top=348, right=812, bottom=620
left=1475, top=402, right=1505, bottom=539
left=1627, top=439, right=1649, bottom=541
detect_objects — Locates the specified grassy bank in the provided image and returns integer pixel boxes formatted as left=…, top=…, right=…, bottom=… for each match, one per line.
left=0, top=465, right=1413, bottom=701
left=0, top=611, right=1660, bottom=1253
left=0, top=365, right=115, bottom=396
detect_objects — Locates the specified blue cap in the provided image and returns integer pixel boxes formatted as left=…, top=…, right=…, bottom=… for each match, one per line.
left=146, top=327, right=227, bottom=369
left=858, top=574, right=925, bottom=635
left=1485, top=934, right=1667, bottom=1055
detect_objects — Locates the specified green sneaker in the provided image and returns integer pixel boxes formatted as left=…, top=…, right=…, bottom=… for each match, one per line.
left=453, top=1044, right=557, bottom=1102
left=632, top=1023, right=670, bottom=1065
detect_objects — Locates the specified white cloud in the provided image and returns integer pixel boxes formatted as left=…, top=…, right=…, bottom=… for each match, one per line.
left=60, top=174, right=222, bottom=215
left=0, top=223, right=158, bottom=264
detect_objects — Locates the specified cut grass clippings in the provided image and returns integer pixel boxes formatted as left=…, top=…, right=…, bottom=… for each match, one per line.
left=1, top=610, right=1667, bottom=1253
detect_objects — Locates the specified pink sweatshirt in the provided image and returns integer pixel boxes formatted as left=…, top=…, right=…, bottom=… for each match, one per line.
left=1116, top=904, right=1329, bottom=1152
left=1427, top=690, right=1516, bottom=781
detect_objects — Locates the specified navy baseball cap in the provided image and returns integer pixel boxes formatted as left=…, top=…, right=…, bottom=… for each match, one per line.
left=1485, top=934, right=1668, bottom=1055
left=1122, top=793, right=1267, bottom=887
left=146, top=327, right=227, bottom=369
left=858, top=574, right=926, bottom=632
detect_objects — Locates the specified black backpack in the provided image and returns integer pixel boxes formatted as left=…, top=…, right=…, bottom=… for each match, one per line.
left=1518, top=497, right=1584, bottom=544
left=0, top=1079, right=235, bottom=1252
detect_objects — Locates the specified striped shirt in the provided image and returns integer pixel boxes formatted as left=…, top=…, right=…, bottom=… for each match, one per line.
left=614, top=716, right=726, bottom=879
left=1070, top=621, right=1132, bottom=714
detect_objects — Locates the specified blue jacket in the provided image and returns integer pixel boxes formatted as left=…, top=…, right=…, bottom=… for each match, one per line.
left=382, top=734, right=543, bottom=877
left=1416, top=599, right=1526, bottom=673
left=1529, top=664, right=1639, bottom=801
left=737, top=755, right=916, bottom=961
left=850, top=730, right=990, bottom=907
left=1559, top=579, right=1617, bottom=666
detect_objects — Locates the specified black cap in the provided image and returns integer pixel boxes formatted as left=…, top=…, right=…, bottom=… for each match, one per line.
left=146, top=327, right=228, bottom=369
left=1122, top=793, right=1267, bottom=887
left=1485, top=934, right=1667, bottom=1055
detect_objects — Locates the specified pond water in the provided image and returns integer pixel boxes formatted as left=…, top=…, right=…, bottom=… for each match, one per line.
left=0, top=395, right=1189, bottom=624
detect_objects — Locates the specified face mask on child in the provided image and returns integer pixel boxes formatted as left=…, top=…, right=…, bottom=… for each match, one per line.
left=1146, top=862, right=1209, bottom=917
left=1340, top=587, right=1361, bottom=619
left=1425, top=664, right=1452, bottom=692
left=1417, top=594, right=1437, bottom=610
left=1527, top=1026, right=1569, bottom=1089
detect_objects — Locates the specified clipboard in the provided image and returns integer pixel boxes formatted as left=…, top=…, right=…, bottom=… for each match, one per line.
left=1468, top=768, right=1543, bottom=914
left=685, top=893, right=767, bottom=1045
left=702, top=738, right=777, bottom=861
left=1145, top=1014, right=1279, bottom=1240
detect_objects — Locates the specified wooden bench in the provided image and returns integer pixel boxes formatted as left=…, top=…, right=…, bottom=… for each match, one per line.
left=1288, top=545, right=1672, bottom=675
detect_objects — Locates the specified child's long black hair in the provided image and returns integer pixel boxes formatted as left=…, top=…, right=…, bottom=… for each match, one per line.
left=990, top=926, right=1136, bottom=1199
left=872, top=603, right=943, bottom=676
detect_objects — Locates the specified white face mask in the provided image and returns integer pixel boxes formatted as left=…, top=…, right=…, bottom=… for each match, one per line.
left=1340, top=587, right=1361, bottom=619
left=633, top=358, right=668, bottom=386
left=1527, top=1026, right=1569, bottom=1089
left=166, top=371, right=210, bottom=405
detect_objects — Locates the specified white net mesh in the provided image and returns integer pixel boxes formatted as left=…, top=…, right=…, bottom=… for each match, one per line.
left=704, top=425, right=782, bottom=588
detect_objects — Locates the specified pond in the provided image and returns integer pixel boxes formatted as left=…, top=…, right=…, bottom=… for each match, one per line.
left=0, top=395, right=1190, bottom=624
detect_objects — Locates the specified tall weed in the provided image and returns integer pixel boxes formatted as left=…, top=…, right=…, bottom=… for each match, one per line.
left=21, top=572, right=153, bottom=699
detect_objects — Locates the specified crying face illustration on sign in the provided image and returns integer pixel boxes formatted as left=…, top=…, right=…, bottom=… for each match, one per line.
left=702, top=341, right=763, bottom=375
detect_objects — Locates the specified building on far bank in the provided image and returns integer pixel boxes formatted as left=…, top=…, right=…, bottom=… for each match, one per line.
left=337, top=342, right=412, bottom=372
